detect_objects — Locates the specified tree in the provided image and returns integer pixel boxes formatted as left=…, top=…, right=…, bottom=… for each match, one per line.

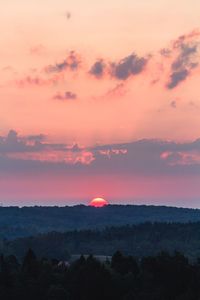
left=22, top=249, right=39, bottom=278
left=46, top=285, right=69, bottom=300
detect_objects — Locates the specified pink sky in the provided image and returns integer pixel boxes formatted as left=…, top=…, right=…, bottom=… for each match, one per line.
left=0, top=0, right=200, bottom=206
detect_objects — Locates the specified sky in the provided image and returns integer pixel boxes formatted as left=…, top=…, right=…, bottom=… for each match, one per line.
left=0, top=0, right=200, bottom=207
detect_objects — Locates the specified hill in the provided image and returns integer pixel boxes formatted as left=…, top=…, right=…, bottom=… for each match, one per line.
left=1, top=204, right=200, bottom=239
left=3, top=222, right=200, bottom=260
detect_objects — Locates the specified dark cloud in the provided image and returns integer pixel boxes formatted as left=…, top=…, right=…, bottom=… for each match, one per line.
left=167, top=69, right=189, bottom=89
left=91, top=139, right=200, bottom=153
left=89, top=53, right=148, bottom=80
left=171, top=44, right=198, bottom=71
left=111, top=54, right=148, bottom=80
left=89, top=60, right=105, bottom=78
left=172, top=30, right=200, bottom=49
left=53, top=91, right=77, bottom=100
left=0, top=130, right=27, bottom=153
left=89, top=139, right=200, bottom=177
left=45, top=51, right=80, bottom=73
left=46, top=61, right=68, bottom=73
left=0, top=130, right=69, bottom=153
left=166, top=33, right=199, bottom=89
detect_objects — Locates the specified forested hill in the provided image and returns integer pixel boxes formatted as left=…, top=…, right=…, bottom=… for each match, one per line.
left=1, top=204, right=200, bottom=239
left=3, top=222, right=200, bottom=260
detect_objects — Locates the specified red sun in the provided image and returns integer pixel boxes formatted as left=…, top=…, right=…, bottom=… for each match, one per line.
left=89, top=197, right=109, bottom=208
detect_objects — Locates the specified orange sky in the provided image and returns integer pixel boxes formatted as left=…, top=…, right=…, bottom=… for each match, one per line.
left=0, top=0, right=200, bottom=206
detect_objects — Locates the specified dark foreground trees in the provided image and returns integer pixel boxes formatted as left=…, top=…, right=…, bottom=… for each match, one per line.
left=1, top=249, right=200, bottom=300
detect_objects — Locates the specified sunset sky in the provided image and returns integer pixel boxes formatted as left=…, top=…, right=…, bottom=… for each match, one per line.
left=1, top=0, right=200, bottom=207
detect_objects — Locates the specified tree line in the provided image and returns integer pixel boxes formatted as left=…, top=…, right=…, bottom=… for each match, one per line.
left=0, top=249, right=200, bottom=300
left=3, top=222, right=200, bottom=259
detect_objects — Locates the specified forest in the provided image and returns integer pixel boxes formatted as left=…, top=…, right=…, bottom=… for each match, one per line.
left=2, top=222, right=200, bottom=260
left=1, top=208, right=200, bottom=299
left=0, top=249, right=200, bottom=300
left=1, top=205, right=200, bottom=239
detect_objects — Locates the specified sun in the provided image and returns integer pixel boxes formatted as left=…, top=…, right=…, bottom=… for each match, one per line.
left=89, top=197, right=109, bottom=208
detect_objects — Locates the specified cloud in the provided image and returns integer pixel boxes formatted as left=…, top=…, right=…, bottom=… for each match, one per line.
left=45, top=51, right=81, bottom=73
left=160, top=48, right=171, bottom=57
left=53, top=91, right=77, bottom=100
left=16, top=76, right=47, bottom=87
left=89, top=53, right=149, bottom=80
left=166, top=31, right=200, bottom=89
left=15, top=74, right=64, bottom=87
left=26, top=134, right=46, bottom=142
left=66, top=11, right=71, bottom=20
left=105, top=83, right=126, bottom=98
left=0, top=131, right=94, bottom=166
left=170, top=100, right=177, bottom=108
left=0, top=130, right=69, bottom=153
left=172, top=29, right=200, bottom=48
left=111, top=53, right=148, bottom=80
left=7, top=150, right=94, bottom=165
left=89, top=60, right=106, bottom=78
left=0, top=131, right=96, bottom=169
left=1, top=131, right=200, bottom=178
left=9, top=30, right=200, bottom=96
left=160, top=150, right=200, bottom=166
left=167, top=69, right=189, bottom=89
left=0, top=130, right=28, bottom=153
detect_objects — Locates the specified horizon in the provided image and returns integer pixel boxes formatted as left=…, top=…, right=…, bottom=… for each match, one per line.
left=1, top=201, right=200, bottom=210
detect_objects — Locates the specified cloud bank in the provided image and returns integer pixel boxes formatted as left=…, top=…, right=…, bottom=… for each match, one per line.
left=1, top=131, right=200, bottom=177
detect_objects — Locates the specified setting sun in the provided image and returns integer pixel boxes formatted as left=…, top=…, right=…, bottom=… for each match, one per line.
left=89, top=198, right=109, bottom=208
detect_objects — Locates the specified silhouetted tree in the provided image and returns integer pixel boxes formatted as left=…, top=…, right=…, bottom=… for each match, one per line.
left=46, top=285, right=69, bottom=300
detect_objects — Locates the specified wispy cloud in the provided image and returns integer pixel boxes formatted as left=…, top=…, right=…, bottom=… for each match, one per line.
left=15, top=74, right=64, bottom=87
left=53, top=91, right=77, bottom=100
left=45, top=51, right=81, bottom=73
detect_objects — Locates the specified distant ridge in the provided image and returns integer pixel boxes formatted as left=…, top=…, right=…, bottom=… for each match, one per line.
left=1, top=204, right=200, bottom=239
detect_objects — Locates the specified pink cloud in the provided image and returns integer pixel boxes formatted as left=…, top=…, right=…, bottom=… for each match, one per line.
left=6, top=150, right=95, bottom=165
left=98, top=148, right=127, bottom=158
left=161, top=151, right=200, bottom=165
